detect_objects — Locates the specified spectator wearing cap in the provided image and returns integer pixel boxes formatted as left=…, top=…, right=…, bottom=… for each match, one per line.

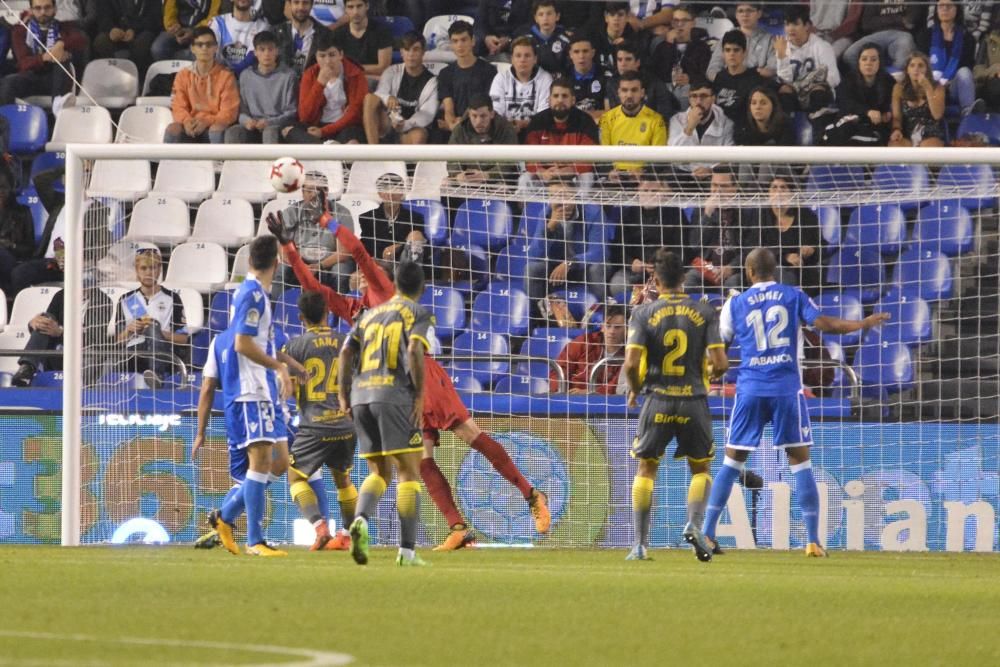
left=164, top=26, right=240, bottom=144
left=356, top=172, right=428, bottom=272
left=550, top=302, right=627, bottom=395
left=224, top=30, right=298, bottom=144
left=446, top=93, right=520, bottom=185
left=707, top=3, right=776, bottom=81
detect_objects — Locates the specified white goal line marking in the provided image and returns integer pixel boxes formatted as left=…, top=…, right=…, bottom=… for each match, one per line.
left=0, top=630, right=354, bottom=666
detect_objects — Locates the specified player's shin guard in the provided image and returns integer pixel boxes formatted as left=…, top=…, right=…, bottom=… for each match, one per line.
left=471, top=433, right=534, bottom=499
left=307, top=471, right=330, bottom=522
left=220, top=484, right=245, bottom=525
left=397, top=480, right=421, bottom=550
left=420, top=457, right=465, bottom=528
left=791, top=461, right=821, bottom=546
left=356, top=473, right=387, bottom=520
left=291, top=480, right=322, bottom=525
left=687, top=472, right=712, bottom=529
left=631, top=476, right=654, bottom=547
left=244, top=470, right=269, bottom=546
left=337, top=483, right=359, bottom=528
left=702, top=457, right=744, bottom=540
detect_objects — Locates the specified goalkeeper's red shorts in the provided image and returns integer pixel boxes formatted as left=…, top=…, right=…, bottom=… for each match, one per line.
left=422, top=357, right=471, bottom=445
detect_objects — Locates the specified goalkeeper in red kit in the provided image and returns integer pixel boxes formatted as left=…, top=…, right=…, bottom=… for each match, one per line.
left=267, top=211, right=551, bottom=550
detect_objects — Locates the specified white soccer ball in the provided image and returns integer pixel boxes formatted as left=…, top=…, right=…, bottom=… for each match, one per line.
left=269, top=157, right=305, bottom=193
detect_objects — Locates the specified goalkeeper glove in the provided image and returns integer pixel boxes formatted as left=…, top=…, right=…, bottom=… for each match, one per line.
left=266, top=210, right=291, bottom=244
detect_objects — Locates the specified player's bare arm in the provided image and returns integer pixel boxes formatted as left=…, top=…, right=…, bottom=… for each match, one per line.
left=813, top=312, right=891, bottom=335
left=622, top=345, right=644, bottom=408
left=192, top=376, right=218, bottom=461
left=338, top=340, right=358, bottom=418
left=707, top=346, right=729, bottom=381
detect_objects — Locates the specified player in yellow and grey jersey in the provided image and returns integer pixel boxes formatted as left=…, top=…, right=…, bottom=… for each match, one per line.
left=622, top=248, right=729, bottom=562
left=282, top=290, right=358, bottom=552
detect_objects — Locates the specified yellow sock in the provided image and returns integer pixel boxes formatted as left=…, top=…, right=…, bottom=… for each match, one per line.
left=632, top=476, right=654, bottom=512
left=337, top=483, right=359, bottom=526
left=688, top=473, right=710, bottom=505
left=360, top=474, right=387, bottom=498
left=397, top=480, right=421, bottom=518
left=290, top=480, right=320, bottom=523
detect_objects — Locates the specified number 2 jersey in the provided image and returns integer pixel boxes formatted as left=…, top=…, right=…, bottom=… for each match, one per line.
left=719, top=281, right=821, bottom=397
left=626, top=293, right=723, bottom=399
left=348, top=294, right=434, bottom=406
left=282, top=326, right=352, bottom=435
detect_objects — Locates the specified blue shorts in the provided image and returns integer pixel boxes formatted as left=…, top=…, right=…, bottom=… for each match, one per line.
left=228, top=445, right=248, bottom=483
left=726, top=391, right=813, bottom=450
left=273, top=400, right=289, bottom=442
left=226, top=400, right=278, bottom=451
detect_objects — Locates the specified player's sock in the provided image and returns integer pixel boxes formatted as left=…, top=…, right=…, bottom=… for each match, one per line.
left=471, top=432, right=533, bottom=499
left=631, top=476, right=654, bottom=547
left=244, top=470, right=269, bottom=546
left=687, top=472, right=712, bottom=529
left=791, top=461, right=821, bottom=545
left=702, top=457, right=744, bottom=540
left=420, top=458, right=465, bottom=528
left=356, top=473, right=387, bottom=520
left=220, top=484, right=245, bottom=525
left=291, top=480, right=322, bottom=525
left=397, top=480, right=421, bottom=550
left=337, top=483, right=359, bottom=528
left=307, top=470, right=330, bottom=522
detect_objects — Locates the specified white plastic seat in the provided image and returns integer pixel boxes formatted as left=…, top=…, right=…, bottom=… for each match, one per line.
left=0, top=328, right=29, bottom=375
left=423, top=15, right=474, bottom=63
left=151, top=160, right=216, bottom=204
left=299, top=160, right=345, bottom=200
left=339, top=197, right=381, bottom=226
left=228, top=244, right=251, bottom=284
left=695, top=16, right=735, bottom=45
left=408, top=161, right=448, bottom=200
left=159, top=284, right=205, bottom=335
left=137, top=59, right=188, bottom=107
left=0, top=288, right=6, bottom=331
left=191, top=197, right=255, bottom=247
left=214, top=160, right=276, bottom=204
left=87, top=159, right=151, bottom=200
left=9, top=285, right=60, bottom=329
left=257, top=197, right=300, bottom=236
left=45, top=105, right=113, bottom=151
left=126, top=196, right=191, bottom=245
left=164, top=242, right=229, bottom=294
left=343, top=160, right=408, bottom=199
left=79, top=58, right=139, bottom=108
left=116, top=105, right=174, bottom=144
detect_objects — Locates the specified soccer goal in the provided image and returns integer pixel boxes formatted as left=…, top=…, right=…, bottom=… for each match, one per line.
left=51, top=143, right=999, bottom=552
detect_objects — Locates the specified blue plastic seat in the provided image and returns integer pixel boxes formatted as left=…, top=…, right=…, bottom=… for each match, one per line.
left=812, top=205, right=842, bottom=253
left=379, top=15, right=416, bottom=40
left=937, top=163, right=996, bottom=209
left=913, top=200, right=974, bottom=256
left=550, top=285, right=598, bottom=321
left=453, top=199, right=513, bottom=251
left=30, top=371, right=64, bottom=387
left=470, top=282, right=531, bottom=336
left=889, top=247, right=953, bottom=302
left=29, top=151, right=65, bottom=183
left=448, top=368, right=484, bottom=393
left=806, top=165, right=866, bottom=193
left=403, top=199, right=448, bottom=244
left=495, top=372, right=550, bottom=395
left=449, top=242, right=489, bottom=291
left=450, top=331, right=509, bottom=383
left=494, top=240, right=531, bottom=290
left=418, top=285, right=465, bottom=339
left=191, top=289, right=234, bottom=368
left=0, top=104, right=48, bottom=155
left=520, top=327, right=576, bottom=363
left=825, top=245, right=886, bottom=304
left=853, top=337, right=914, bottom=397
left=16, top=188, right=48, bottom=244
left=272, top=287, right=303, bottom=338
left=815, top=291, right=864, bottom=345
left=956, top=112, right=1000, bottom=145
left=868, top=296, right=932, bottom=347
left=844, top=203, right=906, bottom=256
left=871, top=164, right=929, bottom=211
left=793, top=111, right=812, bottom=145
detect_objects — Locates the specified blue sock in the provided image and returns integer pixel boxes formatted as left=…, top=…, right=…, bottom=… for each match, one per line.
left=220, top=484, right=245, bottom=525
left=308, top=472, right=329, bottom=522
left=244, top=470, right=269, bottom=546
left=702, top=456, right=744, bottom=540
left=792, top=461, right=821, bottom=545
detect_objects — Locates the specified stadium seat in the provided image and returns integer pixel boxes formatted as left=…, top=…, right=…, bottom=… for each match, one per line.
left=419, top=285, right=466, bottom=339
left=695, top=15, right=735, bottom=45
left=448, top=369, right=484, bottom=393
left=257, top=197, right=295, bottom=236
left=844, top=203, right=906, bottom=255
left=163, top=242, right=228, bottom=293
left=45, top=105, right=114, bottom=151
left=853, top=336, right=915, bottom=396
left=215, top=161, right=276, bottom=204
left=79, top=58, right=139, bottom=108
left=343, top=160, right=408, bottom=199
left=956, top=112, right=1000, bottom=145
left=158, top=284, right=206, bottom=335
left=403, top=199, right=448, bottom=243
left=868, top=296, right=932, bottom=347
left=937, top=163, right=996, bottom=209
left=872, top=164, right=930, bottom=211
left=470, top=282, right=531, bottom=337
left=16, top=189, right=48, bottom=244
left=298, top=160, right=345, bottom=200
left=452, top=199, right=513, bottom=251
left=825, top=245, right=886, bottom=304
left=449, top=242, right=490, bottom=292
left=806, top=165, right=866, bottom=193
left=86, top=159, right=152, bottom=200
left=272, top=287, right=303, bottom=338
left=125, top=196, right=190, bottom=246
left=520, top=328, right=575, bottom=364
left=889, top=247, right=953, bottom=302
left=115, top=105, right=173, bottom=144
left=423, top=14, right=474, bottom=62
left=9, top=285, right=60, bottom=329
left=423, top=61, right=447, bottom=75
left=793, top=111, right=812, bottom=146
left=150, top=160, right=216, bottom=204
left=913, top=200, right=975, bottom=257
left=0, top=103, right=48, bottom=154
left=228, top=244, right=250, bottom=285
left=0, top=288, right=6, bottom=331
left=814, top=292, right=864, bottom=345
left=380, top=15, right=416, bottom=40
left=550, top=286, right=598, bottom=321
left=310, top=2, right=343, bottom=25
left=494, top=240, right=532, bottom=290
left=450, top=331, right=509, bottom=383
left=408, top=161, right=448, bottom=200
left=494, top=372, right=549, bottom=395
left=0, top=328, right=29, bottom=375
left=137, top=59, right=187, bottom=107
left=207, top=289, right=234, bottom=334
left=812, top=205, right=841, bottom=252
left=191, top=197, right=255, bottom=247
left=30, top=370, right=64, bottom=387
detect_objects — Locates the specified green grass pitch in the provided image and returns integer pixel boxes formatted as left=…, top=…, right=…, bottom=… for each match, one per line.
left=2, top=546, right=999, bottom=666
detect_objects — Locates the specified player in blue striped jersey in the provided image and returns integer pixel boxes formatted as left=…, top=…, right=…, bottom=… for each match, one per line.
left=698, top=248, right=888, bottom=561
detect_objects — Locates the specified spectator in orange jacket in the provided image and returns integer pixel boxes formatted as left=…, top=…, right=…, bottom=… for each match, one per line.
left=551, top=303, right=628, bottom=394
left=281, top=31, right=367, bottom=144
left=164, top=26, right=240, bottom=143
left=0, top=0, right=87, bottom=105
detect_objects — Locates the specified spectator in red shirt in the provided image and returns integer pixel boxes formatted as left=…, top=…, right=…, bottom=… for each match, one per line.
left=551, top=303, right=627, bottom=394
left=0, top=0, right=87, bottom=105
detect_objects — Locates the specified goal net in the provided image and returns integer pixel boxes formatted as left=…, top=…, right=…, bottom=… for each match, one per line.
left=49, top=144, right=998, bottom=553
